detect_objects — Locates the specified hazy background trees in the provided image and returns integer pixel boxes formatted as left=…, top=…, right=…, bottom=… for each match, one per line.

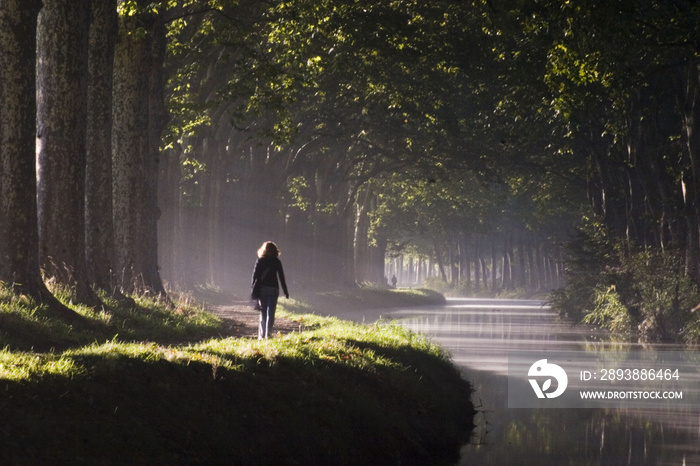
left=159, top=0, right=583, bottom=294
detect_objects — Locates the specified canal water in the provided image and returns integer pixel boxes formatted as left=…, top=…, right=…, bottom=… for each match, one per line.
left=376, top=297, right=700, bottom=466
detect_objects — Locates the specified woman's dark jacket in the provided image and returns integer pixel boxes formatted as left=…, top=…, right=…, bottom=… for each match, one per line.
left=251, top=256, right=289, bottom=297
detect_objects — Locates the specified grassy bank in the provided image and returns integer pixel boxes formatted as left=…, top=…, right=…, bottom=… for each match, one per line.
left=294, top=287, right=447, bottom=313
left=0, top=286, right=474, bottom=465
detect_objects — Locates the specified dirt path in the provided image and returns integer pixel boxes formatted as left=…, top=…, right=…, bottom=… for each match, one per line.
left=208, top=301, right=299, bottom=338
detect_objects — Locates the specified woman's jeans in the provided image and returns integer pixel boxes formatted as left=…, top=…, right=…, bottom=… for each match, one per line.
left=258, top=286, right=279, bottom=339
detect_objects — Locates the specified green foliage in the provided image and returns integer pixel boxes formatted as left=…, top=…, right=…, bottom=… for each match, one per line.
left=552, top=220, right=698, bottom=343
left=582, top=285, right=633, bottom=337
left=157, top=0, right=697, bottom=324
left=550, top=219, right=618, bottom=321
left=370, top=169, right=496, bottom=255
left=682, top=318, right=700, bottom=346
left=624, top=251, right=697, bottom=343
left=286, top=175, right=313, bottom=212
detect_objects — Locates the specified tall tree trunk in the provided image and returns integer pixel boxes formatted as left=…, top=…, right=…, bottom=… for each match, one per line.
left=86, top=0, right=118, bottom=292
left=207, top=140, right=223, bottom=286
left=311, top=174, right=356, bottom=286
left=535, top=241, right=544, bottom=291
left=0, top=0, right=77, bottom=318
left=502, top=232, right=513, bottom=290
left=517, top=230, right=527, bottom=289
left=683, top=61, right=700, bottom=284
left=463, top=236, right=472, bottom=294
left=374, top=234, right=388, bottom=286
left=157, top=146, right=179, bottom=286
left=473, top=237, right=481, bottom=292
left=36, top=0, right=99, bottom=306
left=112, top=4, right=167, bottom=295
left=450, top=234, right=459, bottom=288
left=354, top=187, right=373, bottom=283
left=527, top=235, right=537, bottom=290
left=490, top=237, right=498, bottom=294
left=146, top=12, right=168, bottom=293
left=433, top=241, right=448, bottom=283
left=480, top=256, right=489, bottom=292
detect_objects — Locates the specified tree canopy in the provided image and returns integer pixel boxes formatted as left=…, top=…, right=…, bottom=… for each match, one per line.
left=2, top=0, right=700, bottom=339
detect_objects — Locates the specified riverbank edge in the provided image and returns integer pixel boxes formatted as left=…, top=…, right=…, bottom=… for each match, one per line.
left=0, top=287, right=475, bottom=465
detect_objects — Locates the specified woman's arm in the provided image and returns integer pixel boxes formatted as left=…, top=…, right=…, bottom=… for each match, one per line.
left=277, top=261, right=289, bottom=298
left=251, top=259, right=261, bottom=288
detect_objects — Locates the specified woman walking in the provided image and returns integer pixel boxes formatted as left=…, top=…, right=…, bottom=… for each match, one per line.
left=250, top=241, right=289, bottom=339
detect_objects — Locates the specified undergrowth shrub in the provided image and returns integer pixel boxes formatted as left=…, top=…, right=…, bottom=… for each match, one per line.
left=422, top=277, right=454, bottom=295
left=552, top=221, right=699, bottom=344
left=582, top=285, right=633, bottom=337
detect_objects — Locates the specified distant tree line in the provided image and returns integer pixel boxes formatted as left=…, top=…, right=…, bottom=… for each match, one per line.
left=386, top=231, right=564, bottom=294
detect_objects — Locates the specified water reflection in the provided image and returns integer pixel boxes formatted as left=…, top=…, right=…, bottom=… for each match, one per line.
left=388, top=298, right=700, bottom=466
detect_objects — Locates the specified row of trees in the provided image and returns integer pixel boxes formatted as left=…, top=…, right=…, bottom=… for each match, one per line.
left=525, top=0, right=700, bottom=267
left=3, top=1, right=700, bottom=327
left=516, top=0, right=700, bottom=341
left=158, top=0, right=700, bottom=322
left=387, top=232, right=564, bottom=294
left=158, top=0, right=581, bottom=294
left=1, top=0, right=168, bottom=315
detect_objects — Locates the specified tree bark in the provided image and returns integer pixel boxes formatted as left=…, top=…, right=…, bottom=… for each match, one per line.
left=527, top=235, right=537, bottom=290
left=433, top=241, right=448, bottom=283
left=480, top=256, right=489, bottom=292
left=490, top=237, right=497, bottom=294
left=37, top=0, right=99, bottom=305
left=354, top=187, right=373, bottom=283
left=473, top=237, right=481, bottom=292
left=502, top=232, right=513, bottom=290
left=112, top=4, right=167, bottom=295
left=86, top=0, right=118, bottom=292
left=463, top=236, right=472, bottom=294
left=450, top=234, right=459, bottom=288
left=0, top=0, right=79, bottom=318
left=683, top=61, right=700, bottom=284
left=517, top=230, right=527, bottom=289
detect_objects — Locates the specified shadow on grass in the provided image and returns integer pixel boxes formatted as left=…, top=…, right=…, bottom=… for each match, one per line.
left=0, top=341, right=474, bottom=465
left=0, top=298, right=221, bottom=353
left=0, top=287, right=474, bottom=465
